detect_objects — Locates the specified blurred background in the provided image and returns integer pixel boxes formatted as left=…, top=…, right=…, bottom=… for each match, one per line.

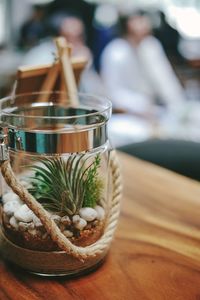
left=1, top=0, right=200, bottom=177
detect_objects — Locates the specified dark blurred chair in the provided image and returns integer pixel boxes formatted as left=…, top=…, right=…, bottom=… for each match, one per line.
left=118, top=139, right=200, bottom=181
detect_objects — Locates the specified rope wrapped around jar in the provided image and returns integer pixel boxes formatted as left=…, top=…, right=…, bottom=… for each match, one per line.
left=0, top=150, right=122, bottom=262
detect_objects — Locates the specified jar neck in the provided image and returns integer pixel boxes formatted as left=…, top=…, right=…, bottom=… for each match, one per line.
left=7, top=123, right=108, bottom=154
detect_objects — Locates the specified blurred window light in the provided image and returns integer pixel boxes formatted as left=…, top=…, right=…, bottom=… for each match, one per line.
left=165, top=2, right=200, bottom=38
left=0, top=0, right=6, bottom=44
left=163, top=0, right=200, bottom=36
left=176, top=7, right=200, bottom=38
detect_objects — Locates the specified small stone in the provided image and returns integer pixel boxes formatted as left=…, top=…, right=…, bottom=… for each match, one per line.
left=59, top=223, right=66, bottom=232
left=63, top=230, right=73, bottom=238
left=14, top=204, right=34, bottom=222
left=93, top=220, right=99, bottom=226
left=36, top=230, right=42, bottom=237
left=79, top=207, right=97, bottom=222
left=42, top=232, right=48, bottom=239
left=28, top=222, right=35, bottom=230
left=18, top=222, right=29, bottom=232
left=32, top=215, right=43, bottom=228
left=9, top=216, right=19, bottom=229
left=3, top=201, right=21, bottom=216
left=51, top=215, right=61, bottom=224
left=28, top=229, right=37, bottom=236
left=61, top=215, right=71, bottom=226
left=85, top=223, right=92, bottom=230
left=74, top=218, right=87, bottom=231
left=94, top=205, right=105, bottom=221
left=72, top=215, right=80, bottom=224
left=2, top=192, right=22, bottom=204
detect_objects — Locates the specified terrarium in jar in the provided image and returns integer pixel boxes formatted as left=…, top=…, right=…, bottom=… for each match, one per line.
left=0, top=92, right=121, bottom=276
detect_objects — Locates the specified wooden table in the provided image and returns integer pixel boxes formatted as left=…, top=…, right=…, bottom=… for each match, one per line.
left=1, top=152, right=200, bottom=299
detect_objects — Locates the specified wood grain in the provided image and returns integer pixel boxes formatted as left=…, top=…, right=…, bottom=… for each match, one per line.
left=1, top=152, right=200, bottom=299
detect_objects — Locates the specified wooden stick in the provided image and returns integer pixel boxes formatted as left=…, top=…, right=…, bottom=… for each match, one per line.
left=55, top=37, right=79, bottom=106
left=58, top=73, right=67, bottom=104
left=17, top=58, right=87, bottom=79
left=37, top=63, right=60, bottom=102
left=39, top=63, right=60, bottom=93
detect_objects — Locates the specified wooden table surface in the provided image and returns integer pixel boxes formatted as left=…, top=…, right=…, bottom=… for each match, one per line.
left=1, top=152, right=200, bottom=300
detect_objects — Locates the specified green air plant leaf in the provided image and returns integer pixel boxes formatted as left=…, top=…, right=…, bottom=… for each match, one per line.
left=28, top=153, right=103, bottom=215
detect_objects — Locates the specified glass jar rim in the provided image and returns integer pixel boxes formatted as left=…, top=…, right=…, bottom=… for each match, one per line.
left=0, top=91, right=112, bottom=121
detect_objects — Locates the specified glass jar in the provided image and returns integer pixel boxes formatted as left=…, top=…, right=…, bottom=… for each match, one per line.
left=0, top=92, right=120, bottom=276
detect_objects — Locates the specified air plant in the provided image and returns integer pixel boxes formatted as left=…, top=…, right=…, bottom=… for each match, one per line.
left=28, top=153, right=103, bottom=216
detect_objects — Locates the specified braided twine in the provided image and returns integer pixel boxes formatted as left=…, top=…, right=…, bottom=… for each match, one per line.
left=0, top=150, right=122, bottom=261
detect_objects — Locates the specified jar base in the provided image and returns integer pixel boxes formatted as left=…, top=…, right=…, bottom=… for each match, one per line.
left=28, top=258, right=105, bottom=277
left=0, top=226, right=108, bottom=277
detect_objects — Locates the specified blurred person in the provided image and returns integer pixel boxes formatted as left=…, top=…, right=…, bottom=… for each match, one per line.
left=59, top=16, right=91, bottom=61
left=23, top=13, right=91, bottom=64
left=46, top=0, right=96, bottom=50
left=23, top=13, right=105, bottom=95
left=58, top=15, right=104, bottom=95
left=100, top=12, right=186, bottom=116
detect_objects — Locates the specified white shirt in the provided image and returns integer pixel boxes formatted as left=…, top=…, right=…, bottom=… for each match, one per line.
left=101, top=37, right=185, bottom=114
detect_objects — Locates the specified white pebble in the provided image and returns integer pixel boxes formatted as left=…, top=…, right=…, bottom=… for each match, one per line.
left=63, top=230, right=73, bottom=238
left=14, top=204, right=34, bottom=222
left=61, top=215, right=71, bottom=226
left=72, top=215, right=80, bottom=224
left=79, top=207, right=97, bottom=222
left=51, top=215, right=61, bottom=224
left=28, top=229, right=37, bottom=236
left=18, top=222, right=29, bottom=232
left=94, top=205, right=105, bottom=221
left=42, top=232, right=48, bottom=239
left=74, top=218, right=87, bottom=231
left=32, top=215, right=43, bottom=228
left=28, top=222, right=35, bottom=230
left=3, top=201, right=21, bottom=216
left=9, top=216, right=19, bottom=229
left=2, top=192, right=22, bottom=204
